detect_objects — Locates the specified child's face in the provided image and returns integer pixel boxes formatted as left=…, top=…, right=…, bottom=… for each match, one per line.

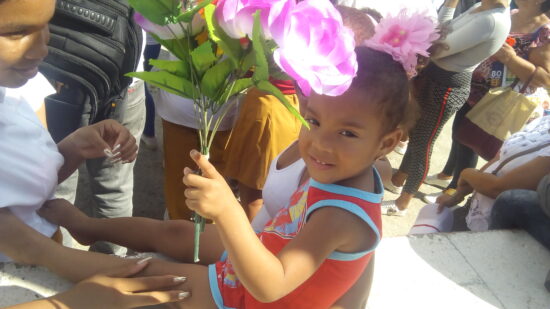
left=0, top=0, right=54, bottom=88
left=299, top=89, right=400, bottom=185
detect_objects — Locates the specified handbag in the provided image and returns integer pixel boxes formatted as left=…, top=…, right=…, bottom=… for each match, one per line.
left=455, top=68, right=539, bottom=160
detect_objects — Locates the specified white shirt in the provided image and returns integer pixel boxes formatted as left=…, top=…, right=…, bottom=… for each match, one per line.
left=467, top=116, right=550, bottom=231
left=0, top=73, right=63, bottom=262
left=432, top=3, right=511, bottom=72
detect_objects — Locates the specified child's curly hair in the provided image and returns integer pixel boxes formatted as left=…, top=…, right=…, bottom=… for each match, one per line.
left=350, top=47, right=419, bottom=134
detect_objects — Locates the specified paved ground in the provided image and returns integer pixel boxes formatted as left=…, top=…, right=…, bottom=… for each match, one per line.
left=75, top=112, right=483, bottom=237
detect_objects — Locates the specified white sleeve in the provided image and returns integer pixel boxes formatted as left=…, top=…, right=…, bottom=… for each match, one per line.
left=431, top=14, right=496, bottom=60
left=438, top=6, right=456, bottom=23
left=14, top=73, right=55, bottom=112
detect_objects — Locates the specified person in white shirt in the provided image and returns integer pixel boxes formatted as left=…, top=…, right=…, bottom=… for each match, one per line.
left=0, top=0, right=188, bottom=307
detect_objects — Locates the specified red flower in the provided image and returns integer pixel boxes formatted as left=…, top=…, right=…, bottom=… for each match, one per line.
left=506, top=37, right=516, bottom=47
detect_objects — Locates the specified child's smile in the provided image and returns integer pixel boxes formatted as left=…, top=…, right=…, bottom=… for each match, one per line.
left=299, top=89, right=395, bottom=188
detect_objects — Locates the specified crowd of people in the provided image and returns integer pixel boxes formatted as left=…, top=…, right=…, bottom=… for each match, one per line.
left=0, top=0, right=549, bottom=308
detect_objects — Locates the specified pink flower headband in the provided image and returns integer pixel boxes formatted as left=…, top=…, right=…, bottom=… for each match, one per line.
left=363, top=9, right=439, bottom=77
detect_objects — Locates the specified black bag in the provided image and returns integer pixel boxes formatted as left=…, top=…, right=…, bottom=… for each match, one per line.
left=39, top=0, right=143, bottom=142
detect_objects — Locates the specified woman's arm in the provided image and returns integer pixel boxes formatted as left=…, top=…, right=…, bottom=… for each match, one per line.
left=438, top=0, right=460, bottom=23
left=494, top=43, right=550, bottom=88
left=5, top=262, right=187, bottom=309
left=460, top=156, right=550, bottom=199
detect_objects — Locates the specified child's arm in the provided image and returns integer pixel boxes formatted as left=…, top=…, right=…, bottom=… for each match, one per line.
left=184, top=151, right=376, bottom=302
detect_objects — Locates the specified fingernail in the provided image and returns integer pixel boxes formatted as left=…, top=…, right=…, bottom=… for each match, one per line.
left=113, top=144, right=121, bottom=151
left=178, top=291, right=191, bottom=299
left=109, top=157, right=122, bottom=164
left=137, top=256, right=152, bottom=264
left=173, top=276, right=187, bottom=283
left=190, top=149, right=198, bottom=156
left=104, top=149, right=113, bottom=157
left=183, top=167, right=191, bottom=175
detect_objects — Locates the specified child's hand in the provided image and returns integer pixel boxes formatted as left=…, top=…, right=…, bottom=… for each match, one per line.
left=182, top=150, right=239, bottom=220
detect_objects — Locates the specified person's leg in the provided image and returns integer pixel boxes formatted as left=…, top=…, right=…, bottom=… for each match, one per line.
left=441, top=139, right=457, bottom=178
left=448, top=142, right=478, bottom=189
left=39, top=199, right=225, bottom=264
left=490, top=189, right=550, bottom=250
left=396, top=85, right=465, bottom=210
left=142, top=44, right=161, bottom=140
left=86, top=80, right=146, bottom=255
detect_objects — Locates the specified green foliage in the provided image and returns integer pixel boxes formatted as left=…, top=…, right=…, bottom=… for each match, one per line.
left=152, top=34, right=190, bottom=61
left=191, top=41, right=218, bottom=76
left=204, top=4, right=242, bottom=66
left=126, top=71, right=198, bottom=99
left=178, top=0, right=213, bottom=23
left=251, top=11, right=269, bottom=82
left=149, top=59, right=190, bottom=79
left=220, top=78, right=254, bottom=103
left=129, top=0, right=181, bottom=25
left=201, top=59, right=236, bottom=101
left=255, top=80, right=307, bottom=128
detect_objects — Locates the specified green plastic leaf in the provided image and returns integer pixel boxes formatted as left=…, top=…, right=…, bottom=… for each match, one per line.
left=251, top=11, right=269, bottom=82
left=201, top=59, right=235, bottom=100
left=191, top=41, right=218, bottom=75
left=255, top=80, right=307, bottom=127
left=240, top=50, right=256, bottom=75
left=152, top=34, right=189, bottom=61
left=149, top=59, right=190, bottom=79
left=204, top=4, right=242, bottom=66
left=220, top=78, right=254, bottom=102
left=126, top=71, right=198, bottom=99
left=129, top=0, right=181, bottom=25
left=177, top=0, right=213, bottom=23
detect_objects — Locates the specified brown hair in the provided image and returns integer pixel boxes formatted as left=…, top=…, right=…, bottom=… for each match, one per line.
left=350, top=47, right=418, bottom=134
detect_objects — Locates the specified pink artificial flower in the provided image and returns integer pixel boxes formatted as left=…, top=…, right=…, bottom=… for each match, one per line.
left=134, top=12, right=205, bottom=40
left=364, top=9, right=439, bottom=76
left=272, top=0, right=357, bottom=96
left=215, top=0, right=294, bottom=39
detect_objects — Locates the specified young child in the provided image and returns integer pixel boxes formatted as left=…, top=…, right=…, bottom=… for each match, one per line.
left=38, top=44, right=414, bottom=308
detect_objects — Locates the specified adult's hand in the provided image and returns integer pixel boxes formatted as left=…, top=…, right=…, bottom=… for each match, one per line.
left=66, top=119, right=138, bottom=163
left=51, top=259, right=189, bottom=309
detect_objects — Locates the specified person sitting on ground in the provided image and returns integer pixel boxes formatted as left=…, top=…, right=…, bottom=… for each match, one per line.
left=437, top=115, right=550, bottom=231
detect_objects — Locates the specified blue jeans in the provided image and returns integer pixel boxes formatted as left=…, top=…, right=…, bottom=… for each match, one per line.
left=490, top=189, right=550, bottom=251
left=55, top=80, right=146, bottom=255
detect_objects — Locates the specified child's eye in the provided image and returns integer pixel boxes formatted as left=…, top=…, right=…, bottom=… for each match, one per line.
left=306, top=118, right=319, bottom=126
left=340, top=130, right=358, bottom=138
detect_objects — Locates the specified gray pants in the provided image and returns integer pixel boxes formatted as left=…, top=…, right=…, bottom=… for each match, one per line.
left=56, top=80, right=146, bottom=255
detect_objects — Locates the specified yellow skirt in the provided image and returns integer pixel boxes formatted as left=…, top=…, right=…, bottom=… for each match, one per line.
left=162, top=120, right=231, bottom=220
left=224, top=88, right=301, bottom=190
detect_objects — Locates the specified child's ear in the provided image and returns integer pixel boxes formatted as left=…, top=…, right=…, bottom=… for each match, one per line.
left=377, top=128, right=403, bottom=158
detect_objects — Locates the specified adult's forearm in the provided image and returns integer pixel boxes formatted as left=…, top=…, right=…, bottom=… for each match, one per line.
left=56, top=136, right=83, bottom=183
left=462, top=169, right=501, bottom=198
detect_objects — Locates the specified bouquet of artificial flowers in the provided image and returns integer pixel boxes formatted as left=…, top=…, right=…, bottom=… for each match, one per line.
left=127, top=0, right=357, bottom=262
